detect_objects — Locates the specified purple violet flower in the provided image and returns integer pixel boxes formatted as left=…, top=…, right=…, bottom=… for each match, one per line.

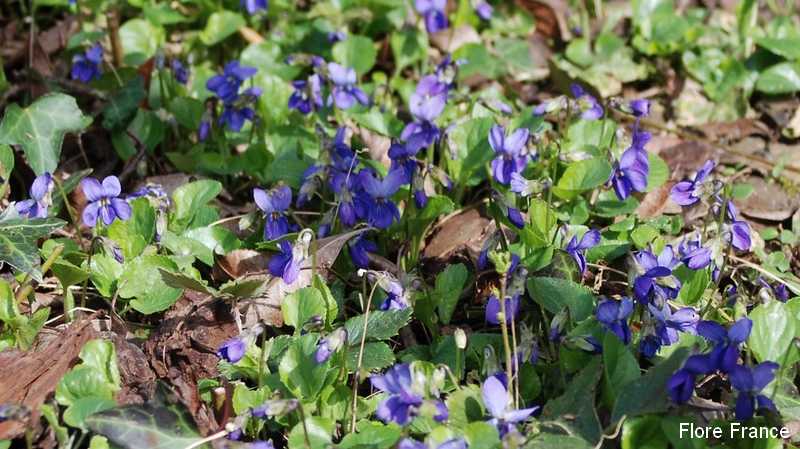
left=564, top=229, right=600, bottom=274
left=370, top=363, right=423, bottom=425
left=475, top=1, right=493, bottom=20
left=254, top=185, right=292, bottom=240
left=724, top=201, right=752, bottom=252
left=399, top=439, right=466, bottom=449
left=268, top=240, right=302, bottom=284
left=729, top=362, right=779, bottom=421
left=250, top=441, right=275, bottom=449
left=596, top=297, right=633, bottom=344
left=486, top=294, right=520, bottom=325
left=629, top=99, right=650, bottom=117
left=415, top=0, right=449, bottom=34
left=81, top=176, right=131, bottom=227
left=697, top=317, right=752, bottom=374
left=360, top=169, right=405, bottom=229
left=348, top=235, right=377, bottom=269
left=71, top=44, right=103, bottom=83
left=410, top=75, right=448, bottom=123
left=648, top=303, right=699, bottom=347
left=610, top=140, right=649, bottom=200
left=219, top=87, right=261, bottom=132
left=206, top=61, right=257, bottom=104
left=677, top=238, right=712, bottom=270
left=171, top=59, right=189, bottom=85
left=570, top=84, right=603, bottom=120
left=328, top=63, right=369, bottom=109
left=16, top=172, right=54, bottom=219
left=633, top=246, right=681, bottom=305
left=666, top=353, right=717, bottom=404
left=217, top=337, right=246, bottom=363
left=489, top=124, right=529, bottom=185
left=241, top=0, right=268, bottom=14
left=481, top=373, right=538, bottom=436
left=671, top=160, right=715, bottom=206
left=288, top=74, right=323, bottom=115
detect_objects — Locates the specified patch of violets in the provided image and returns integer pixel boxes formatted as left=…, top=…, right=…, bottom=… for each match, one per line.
left=632, top=245, right=681, bottom=305
left=370, top=363, right=447, bottom=425
left=206, top=60, right=260, bottom=132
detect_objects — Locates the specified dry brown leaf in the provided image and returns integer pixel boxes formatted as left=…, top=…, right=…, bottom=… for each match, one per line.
left=658, top=141, right=717, bottom=180
left=0, top=316, right=99, bottom=439
left=422, top=209, right=493, bottom=262
left=734, top=176, right=800, bottom=222
left=514, top=0, right=568, bottom=40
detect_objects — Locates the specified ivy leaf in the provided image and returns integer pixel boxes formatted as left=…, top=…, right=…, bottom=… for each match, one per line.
left=0, top=213, right=66, bottom=282
left=101, top=76, right=146, bottom=131
left=0, top=93, right=92, bottom=175
left=86, top=392, right=215, bottom=449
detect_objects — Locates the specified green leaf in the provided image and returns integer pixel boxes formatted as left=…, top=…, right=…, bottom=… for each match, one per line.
left=603, top=332, right=641, bottom=405
left=118, top=255, right=182, bottom=314
left=0, top=93, right=92, bottom=174
left=283, top=287, right=327, bottom=332
left=0, top=143, right=14, bottom=180
left=279, top=334, right=330, bottom=400
left=338, top=421, right=402, bottom=449
left=87, top=400, right=209, bottom=449
left=527, top=277, right=596, bottom=321
left=611, top=347, right=689, bottom=422
left=346, top=341, right=396, bottom=372
left=434, top=263, right=469, bottom=325
left=170, top=180, right=222, bottom=231
left=119, top=19, right=164, bottom=66
left=288, top=416, right=334, bottom=449
left=333, top=35, right=377, bottom=76
left=168, top=97, right=204, bottom=130
left=390, top=28, right=428, bottom=70
left=646, top=153, right=669, bottom=191
left=107, top=198, right=156, bottom=260
left=345, top=308, right=413, bottom=345
left=56, top=339, right=120, bottom=428
left=446, top=117, right=495, bottom=186
left=63, top=396, right=116, bottom=429
left=102, top=76, right=146, bottom=130
left=41, top=404, right=70, bottom=448
left=0, top=215, right=66, bottom=281
left=445, top=385, right=485, bottom=430
left=541, top=358, right=603, bottom=445
left=182, top=225, right=241, bottom=263
left=756, top=62, right=800, bottom=94
left=553, top=158, right=613, bottom=200
left=748, top=300, right=797, bottom=363
left=200, top=11, right=245, bottom=46
left=621, top=416, right=669, bottom=449
left=464, top=421, right=501, bottom=449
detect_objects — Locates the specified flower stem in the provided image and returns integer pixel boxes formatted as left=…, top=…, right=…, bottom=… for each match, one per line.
left=497, top=274, right=514, bottom=401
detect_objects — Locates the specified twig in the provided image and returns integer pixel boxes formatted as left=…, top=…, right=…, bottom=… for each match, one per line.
left=729, top=255, right=799, bottom=295
left=350, top=275, right=384, bottom=433
left=593, top=415, right=627, bottom=449
left=182, top=430, right=229, bottom=449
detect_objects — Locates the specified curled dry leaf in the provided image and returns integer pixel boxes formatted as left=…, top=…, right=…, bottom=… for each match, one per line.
left=734, top=176, right=800, bottom=222
left=233, top=228, right=371, bottom=330
left=0, top=314, right=99, bottom=439
left=658, top=141, right=717, bottom=180
left=430, top=25, right=481, bottom=53
left=422, top=209, right=494, bottom=262
left=514, top=0, right=569, bottom=41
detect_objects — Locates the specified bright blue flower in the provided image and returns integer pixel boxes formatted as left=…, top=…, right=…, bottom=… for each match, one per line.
left=666, top=353, right=717, bottom=404
left=489, top=124, right=529, bottom=185
left=415, top=0, right=448, bottom=33
left=697, top=317, right=752, bottom=374
left=171, top=59, right=189, bottom=85
left=677, top=238, right=712, bottom=270
left=71, top=44, right=103, bottom=83
left=481, top=373, right=538, bottom=436
left=268, top=240, right=302, bottom=284
left=486, top=294, right=520, bottom=325
left=370, top=363, right=423, bottom=425
left=254, top=185, right=292, bottom=240
left=206, top=61, right=257, bottom=104
left=570, top=84, right=603, bottom=120
left=648, top=303, right=699, bottom=347
left=564, top=229, right=600, bottom=274
left=671, top=160, right=715, bottom=206
left=288, top=74, right=323, bottom=115
left=596, top=297, right=633, bottom=344
left=729, top=362, right=779, bottom=420
left=81, top=176, right=131, bottom=227
left=328, top=63, right=369, bottom=109
left=241, top=0, right=267, bottom=14
left=217, top=337, right=246, bottom=363
left=218, top=87, right=261, bottom=131
left=360, top=169, right=405, bottom=229
left=349, top=235, right=377, bottom=269
left=16, top=172, right=53, bottom=219
left=633, top=246, right=681, bottom=305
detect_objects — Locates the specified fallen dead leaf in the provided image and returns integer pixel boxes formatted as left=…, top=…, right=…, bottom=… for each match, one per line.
left=0, top=315, right=99, bottom=439
left=514, top=0, right=569, bottom=41
left=658, top=141, right=718, bottom=180
left=698, top=118, right=770, bottom=143
left=734, top=176, right=800, bottom=222
left=430, top=25, right=481, bottom=53
left=636, top=182, right=681, bottom=218
left=422, top=209, right=493, bottom=262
